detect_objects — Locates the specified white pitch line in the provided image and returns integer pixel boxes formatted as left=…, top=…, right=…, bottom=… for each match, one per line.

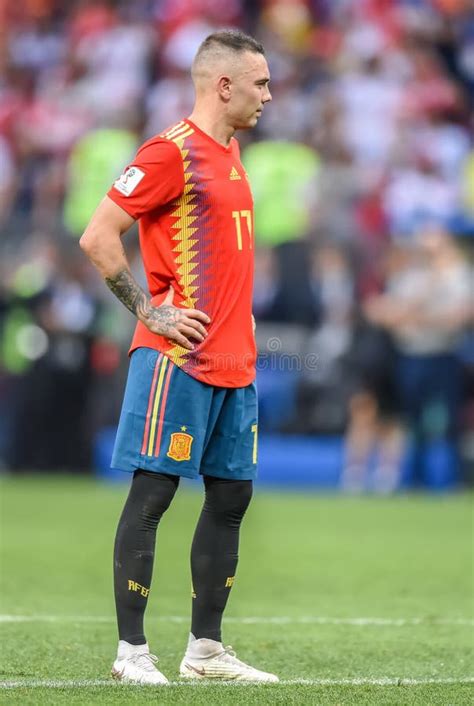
left=0, top=615, right=472, bottom=626
left=0, top=677, right=473, bottom=689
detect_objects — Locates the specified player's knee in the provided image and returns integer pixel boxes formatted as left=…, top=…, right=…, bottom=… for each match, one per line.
left=204, top=477, right=253, bottom=525
left=232, top=480, right=253, bottom=517
left=130, top=470, right=179, bottom=529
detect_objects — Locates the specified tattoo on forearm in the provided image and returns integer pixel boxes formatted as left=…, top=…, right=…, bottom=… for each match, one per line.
left=105, top=270, right=150, bottom=318
left=105, top=269, right=182, bottom=336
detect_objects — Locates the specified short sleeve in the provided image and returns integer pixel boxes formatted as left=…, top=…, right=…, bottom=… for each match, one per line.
left=107, top=138, right=184, bottom=219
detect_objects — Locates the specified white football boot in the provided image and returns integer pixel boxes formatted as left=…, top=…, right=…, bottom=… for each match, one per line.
left=111, top=641, right=169, bottom=685
left=179, top=636, right=279, bottom=682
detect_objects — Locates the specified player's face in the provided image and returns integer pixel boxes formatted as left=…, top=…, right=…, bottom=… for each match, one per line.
left=228, top=52, right=271, bottom=129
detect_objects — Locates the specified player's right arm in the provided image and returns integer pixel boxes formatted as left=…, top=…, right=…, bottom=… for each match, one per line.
left=79, top=196, right=209, bottom=350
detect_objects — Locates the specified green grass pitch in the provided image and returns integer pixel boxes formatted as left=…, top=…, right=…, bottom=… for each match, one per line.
left=0, top=475, right=472, bottom=705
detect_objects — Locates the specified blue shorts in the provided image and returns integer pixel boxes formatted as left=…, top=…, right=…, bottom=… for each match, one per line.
left=112, top=347, right=258, bottom=480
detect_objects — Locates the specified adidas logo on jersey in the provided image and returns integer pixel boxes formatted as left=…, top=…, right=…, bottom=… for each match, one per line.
left=229, top=166, right=241, bottom=180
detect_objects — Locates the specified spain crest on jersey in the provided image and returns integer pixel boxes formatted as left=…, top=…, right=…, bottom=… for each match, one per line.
left=167, top=429, right=193, bottom=461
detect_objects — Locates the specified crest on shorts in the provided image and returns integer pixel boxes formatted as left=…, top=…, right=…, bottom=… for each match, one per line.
left=167, top=428, right=193, bottom=461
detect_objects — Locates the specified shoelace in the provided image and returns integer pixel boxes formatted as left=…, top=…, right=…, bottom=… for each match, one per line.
left=221, top=646, right=248, bottom=668
left=129, top=652, right=159, bottom=671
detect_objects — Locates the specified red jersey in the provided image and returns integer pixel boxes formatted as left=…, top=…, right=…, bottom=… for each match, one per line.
left=107, top=119, right=256, bottom=387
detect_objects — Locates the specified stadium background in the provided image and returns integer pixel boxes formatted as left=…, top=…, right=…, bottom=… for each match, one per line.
left=0, top=0, right=474, bottom=492
left=0, top=1, right=473, bottom=702
left=0, top=0, right=472, bottom=490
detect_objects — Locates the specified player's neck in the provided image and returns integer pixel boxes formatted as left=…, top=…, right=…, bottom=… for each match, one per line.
left=187, top=111, right=235, bottom=148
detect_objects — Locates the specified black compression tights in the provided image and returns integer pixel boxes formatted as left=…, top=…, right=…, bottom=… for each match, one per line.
left=113, top=470, right=179, bottom=644
left=113, top=470, right=252, bottom=645
left=190, top=476, right=253, bottom=642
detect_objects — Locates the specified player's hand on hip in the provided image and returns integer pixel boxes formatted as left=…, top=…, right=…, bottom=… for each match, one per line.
left=140, top=286, right=210, bottom=350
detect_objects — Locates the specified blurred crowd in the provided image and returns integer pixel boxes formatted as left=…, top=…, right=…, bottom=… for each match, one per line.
left=0, top=0, right=472, bottom=488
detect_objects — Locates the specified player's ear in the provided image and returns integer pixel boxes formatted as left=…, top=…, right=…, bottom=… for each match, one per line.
left=217, top=75, right=232, bottom=101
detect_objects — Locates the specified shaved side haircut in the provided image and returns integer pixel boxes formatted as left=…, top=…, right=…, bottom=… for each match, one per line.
left=192, top=29, right=265, bottom=83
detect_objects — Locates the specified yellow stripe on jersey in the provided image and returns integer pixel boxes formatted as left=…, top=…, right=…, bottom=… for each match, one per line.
left=167, top=127, right=200, bottom=368
left=171, top=128, right=194, bottom=145
left=147, top=355, right=169, bottom=456
left=163, top=121, right=186, bottom=139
